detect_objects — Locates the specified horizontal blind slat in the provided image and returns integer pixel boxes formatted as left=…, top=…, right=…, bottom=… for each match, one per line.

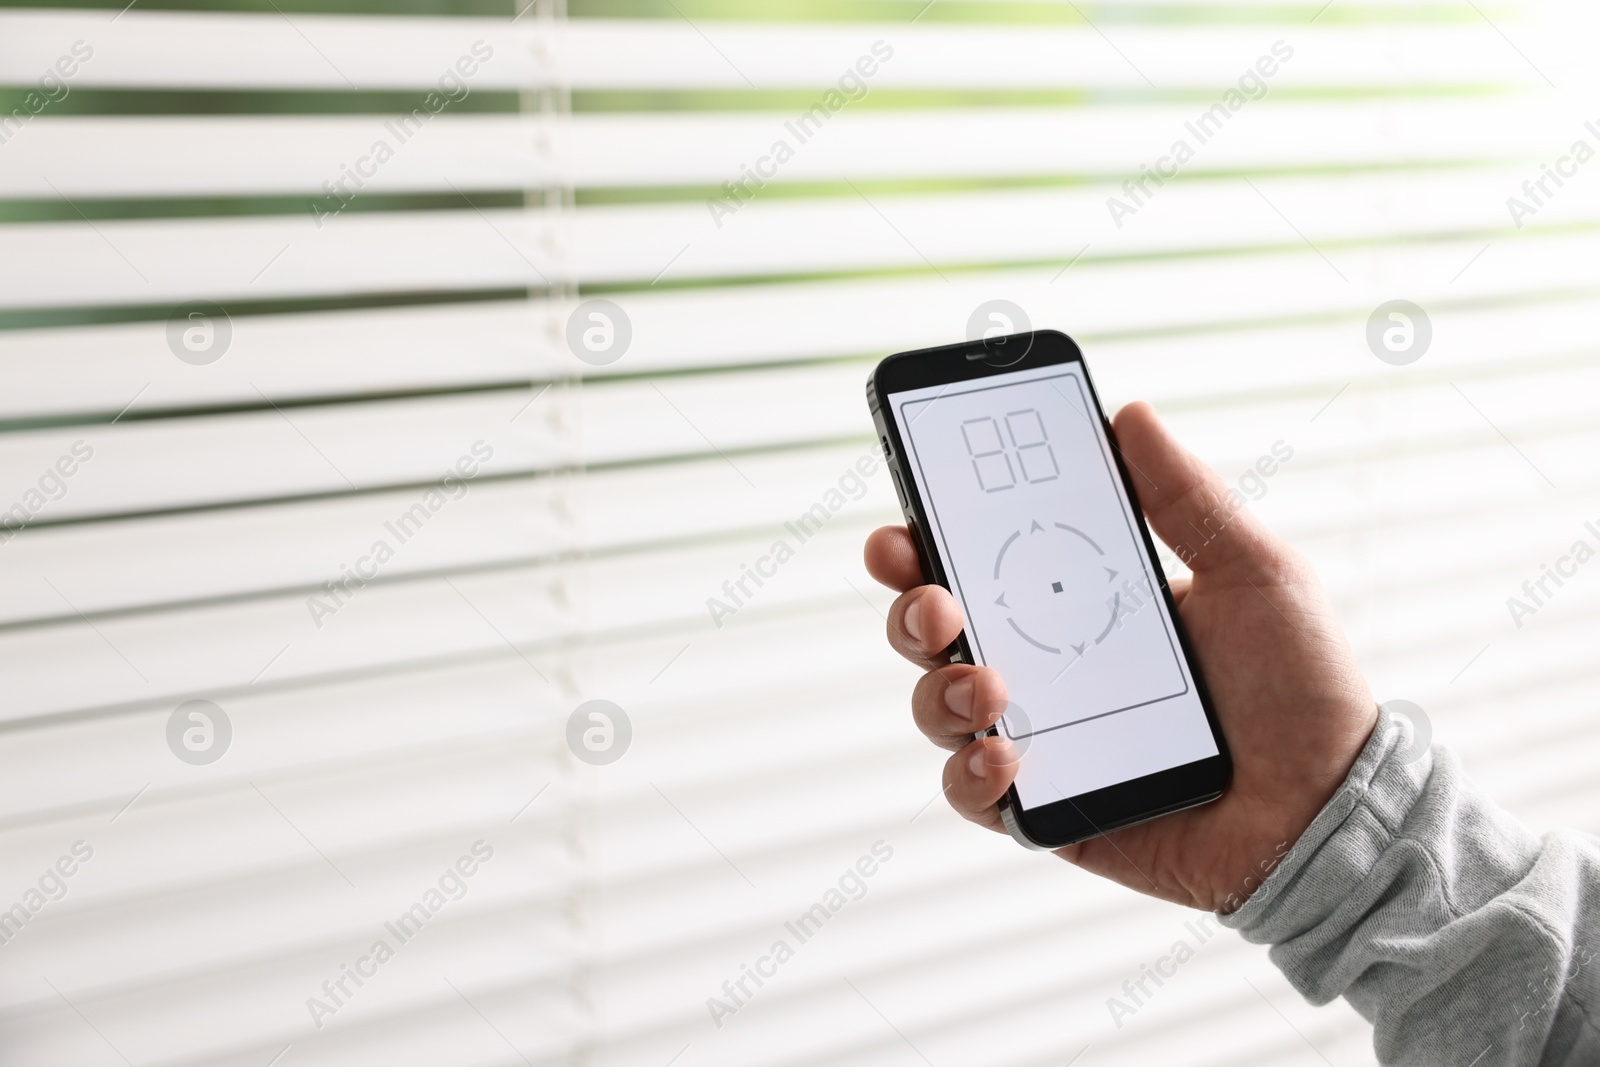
left=2, top=98, right=1566, bottom=200
left=3, top=196, right=1597, bottom=311
left=0, top=521, right=881, bottom=721
left=8, top=284, right=1600, bottom=423
left=0, top=14, right=1537, bottom=91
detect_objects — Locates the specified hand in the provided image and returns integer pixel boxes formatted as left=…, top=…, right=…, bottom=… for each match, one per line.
left=864, top=401, right=1377, bottom=911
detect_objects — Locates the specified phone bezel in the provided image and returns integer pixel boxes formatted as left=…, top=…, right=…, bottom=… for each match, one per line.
left=867, top=329, right=1232, bottom=849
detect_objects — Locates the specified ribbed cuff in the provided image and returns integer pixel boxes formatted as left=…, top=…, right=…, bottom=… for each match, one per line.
left=1219, top=706, right=1428, bottom=943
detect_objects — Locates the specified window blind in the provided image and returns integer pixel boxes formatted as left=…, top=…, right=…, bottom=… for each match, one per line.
left=1, top=2, right=1598, bottom=1065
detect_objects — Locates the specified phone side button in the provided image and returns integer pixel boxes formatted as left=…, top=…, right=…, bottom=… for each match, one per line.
left=889, top=468, right=910, bottom=509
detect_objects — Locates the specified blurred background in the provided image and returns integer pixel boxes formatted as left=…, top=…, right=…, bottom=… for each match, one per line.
left=3, top=0, right=1600, bottom=1064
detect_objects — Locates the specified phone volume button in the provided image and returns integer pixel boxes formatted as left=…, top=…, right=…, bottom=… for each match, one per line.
left=889, top=468, right=910, bottom=509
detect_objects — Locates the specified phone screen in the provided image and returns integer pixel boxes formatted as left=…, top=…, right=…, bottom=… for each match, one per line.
left=887, top=362, right=1219, bottom=810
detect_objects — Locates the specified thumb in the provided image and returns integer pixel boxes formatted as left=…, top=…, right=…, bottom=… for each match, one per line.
left=1111, top=401, right=1282, bottom=577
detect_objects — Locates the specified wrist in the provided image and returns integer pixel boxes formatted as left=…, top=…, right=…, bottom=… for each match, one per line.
left=1217, top=706, right=1421, bottom=926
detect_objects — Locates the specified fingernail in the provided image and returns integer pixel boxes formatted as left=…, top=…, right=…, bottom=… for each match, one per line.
left=903, top=596, right=924, bottom=644
left=968, top=745, right=988, bottom=779
left=944, top=677, right=974, bottom=719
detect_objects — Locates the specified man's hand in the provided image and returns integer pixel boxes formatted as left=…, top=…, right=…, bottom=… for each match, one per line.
left=864, top=401, right=1377, bottom=911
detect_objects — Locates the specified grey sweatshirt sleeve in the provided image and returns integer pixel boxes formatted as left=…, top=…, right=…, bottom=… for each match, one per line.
left=1219, top=709, right=1600, bottom=1066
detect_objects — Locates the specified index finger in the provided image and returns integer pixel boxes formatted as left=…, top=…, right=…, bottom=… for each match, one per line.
left=865, top=525, right=924, bottom=593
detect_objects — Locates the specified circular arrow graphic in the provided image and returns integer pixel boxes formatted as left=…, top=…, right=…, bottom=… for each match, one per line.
left=992, top=518, right=1121, bottom=657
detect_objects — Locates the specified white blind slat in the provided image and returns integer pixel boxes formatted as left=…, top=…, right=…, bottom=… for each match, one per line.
left=0, top=13, right=1543, bottom=90
left=4, top=99, right=1572, bottom=201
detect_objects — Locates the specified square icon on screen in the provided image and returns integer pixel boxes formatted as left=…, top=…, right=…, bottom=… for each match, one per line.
left=962, top=416, right=1005, bottom=457
left=1006, top=409, right=1048, bottom=448
left=973, top=451, right=1017, bottom=493
left=1017, top=443, right=1059, bottom=483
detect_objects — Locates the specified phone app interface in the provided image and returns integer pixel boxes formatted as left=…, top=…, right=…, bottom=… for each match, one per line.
left=889, top=363, right=1218, bottom=808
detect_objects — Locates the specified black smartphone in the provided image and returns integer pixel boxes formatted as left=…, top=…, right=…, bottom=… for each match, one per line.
left=867, top=329, right=1231, bottom=849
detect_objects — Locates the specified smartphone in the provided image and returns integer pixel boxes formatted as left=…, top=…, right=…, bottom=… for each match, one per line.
left=867, top=329, right=1231, bottom=850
